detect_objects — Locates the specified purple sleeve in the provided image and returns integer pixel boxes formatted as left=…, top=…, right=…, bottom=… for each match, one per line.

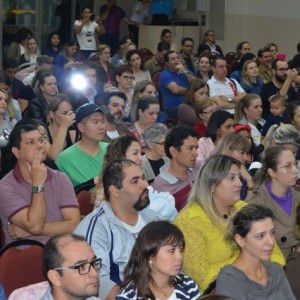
left=56, top=172, right=79, bottom=208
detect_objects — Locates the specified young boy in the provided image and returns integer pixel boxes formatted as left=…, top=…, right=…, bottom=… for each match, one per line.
left=261, top=94, right=286, bottom=137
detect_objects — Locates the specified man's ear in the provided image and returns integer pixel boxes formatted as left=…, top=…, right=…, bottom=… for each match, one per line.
left=11, top=147, right=20, bottom=159
left=77, top=122, right=84, bottom=133
left=47, top=270, right=62, bottom=287
left=169, top=146, right=178, bottom=159
left=109, top=184, right=119, bottom=198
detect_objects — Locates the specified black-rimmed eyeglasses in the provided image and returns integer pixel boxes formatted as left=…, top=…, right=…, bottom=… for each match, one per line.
left=54, top=258, right=102, bottom=275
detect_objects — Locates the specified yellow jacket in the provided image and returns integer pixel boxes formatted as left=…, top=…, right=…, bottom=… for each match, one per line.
left=173, top=201, right=285, bottom=292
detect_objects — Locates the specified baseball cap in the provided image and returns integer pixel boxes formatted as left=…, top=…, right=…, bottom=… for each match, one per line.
left=76, top=103, right=109, bottom=123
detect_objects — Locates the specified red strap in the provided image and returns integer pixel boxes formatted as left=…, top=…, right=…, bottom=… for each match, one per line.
left=228, top=80, right=238, bottom=96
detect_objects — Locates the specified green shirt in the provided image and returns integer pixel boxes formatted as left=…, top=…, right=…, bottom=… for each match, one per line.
left=56, top=141, right=108, bottom=187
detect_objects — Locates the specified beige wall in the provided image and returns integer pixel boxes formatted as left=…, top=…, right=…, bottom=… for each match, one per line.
left=218, top=0, right=300, bottom=60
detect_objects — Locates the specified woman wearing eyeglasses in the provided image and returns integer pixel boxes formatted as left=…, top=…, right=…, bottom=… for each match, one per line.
left=193, top=97, right=218, bottom=138
left=248, top=146, right=300, bottom=258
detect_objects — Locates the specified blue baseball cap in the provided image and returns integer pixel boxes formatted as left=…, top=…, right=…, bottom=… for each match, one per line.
left=76, top=103, right=109, bottom=123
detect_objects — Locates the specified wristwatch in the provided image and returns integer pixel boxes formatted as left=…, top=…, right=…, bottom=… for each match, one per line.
left=32, top=185, right=45, bottom=193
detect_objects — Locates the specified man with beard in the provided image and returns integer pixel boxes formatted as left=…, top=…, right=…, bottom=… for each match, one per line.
left=103, top=91, right=127, bottom=142
left=74, top=159, right=163, bottom=300
left=179, top=37, right=198, bottom=74
left=261, top=59, right=298, bottom=118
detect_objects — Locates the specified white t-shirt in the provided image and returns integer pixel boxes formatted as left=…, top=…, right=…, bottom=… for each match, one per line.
left=130, top=1, right=149, bottom=23
left=120, top=213, right=146, bottom=238
left=74, top=20, right=98, bottom=50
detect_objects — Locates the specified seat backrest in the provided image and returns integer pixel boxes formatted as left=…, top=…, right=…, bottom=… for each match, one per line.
left=224, top=52, right=236, bottom=65
left=0, top=239, right=46, bottom=297
left=76, top=190, right=94, bottom=217
left=8, top=281, right=49, bottom=300
left=138, top=48, right=153, bottom=59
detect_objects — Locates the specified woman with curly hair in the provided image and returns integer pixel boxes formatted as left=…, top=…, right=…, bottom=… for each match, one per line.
left=116, top=220, right=200, bottom=299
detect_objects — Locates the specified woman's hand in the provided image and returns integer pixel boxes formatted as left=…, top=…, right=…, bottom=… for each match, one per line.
left=62, top=111, right=76, bottom=128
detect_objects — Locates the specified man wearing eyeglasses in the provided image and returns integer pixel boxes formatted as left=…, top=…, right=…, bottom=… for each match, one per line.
left=74, top=159, right=163, bottom=300
left=41, top=233, right=100, bottom=299
left=261, top=59, right=298, bottom=118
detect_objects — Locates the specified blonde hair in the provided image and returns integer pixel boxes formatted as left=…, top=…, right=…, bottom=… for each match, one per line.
left=24, top=36, right=41, bottom=62
left=188, top=155, right=241, bottom=229
left=193, top=97, right=216, bottom=120
left=98, top=44, right=110, bottom=54
left=235, top=94, right=261, bottom=123
left=241, top=60, right=258, bottom=87
left=212, top=132, right=251, bottom=156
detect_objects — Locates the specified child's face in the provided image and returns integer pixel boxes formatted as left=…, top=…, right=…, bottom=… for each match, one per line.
left=270, top=101, right=285, bottom=116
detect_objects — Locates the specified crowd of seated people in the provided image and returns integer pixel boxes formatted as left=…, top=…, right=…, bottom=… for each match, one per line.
left=2, top=14, right=300, bottom=299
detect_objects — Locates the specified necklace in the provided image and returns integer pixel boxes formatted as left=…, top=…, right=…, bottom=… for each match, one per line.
left=239, top=262, right=264, bottom=282
left=152, top=284, right=173, bottom=298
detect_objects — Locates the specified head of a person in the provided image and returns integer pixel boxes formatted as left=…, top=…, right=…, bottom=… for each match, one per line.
left=257, top=47, right=272, bottom=67
left=181, top=37, right=194, bottom=56
left=104, top=91, right=127, bottom=125
left=164, top=51, right=180, bottom=72
left=204, top=110, right=234, bottom=142
left=254, top=146, right=298, bottom=189
left=189, top=155, right=241, bottom=227
left=233, top=124, right=252, bottom=145
left=264, top=42, right=278, bottom=61
left=283, top=101, right=300, bottom=131
left=241, top=60, right=259, bottom=85
left=36, top=56, right=53, bottom=72
left=26, top=36, right=38, bottom=53
left=271, top=59, right=289, bottom=83
left=64, top=39, right=79, bottom=57
left=122, top=221, right=185, bottom=296
left=46, top=31, right=61, bottom=48
left=76, top=103, right=107, bottom=142
left=81, top=6, right=92, bottom=19
left=185, top=78, right=209, bottom=106
left=47, top=94, right=73, bottom=126
left=143, top=124, right=168, bottom=157
left=9, top=122, right=48, bottom=164
left=102, top=159, right=149, bottom=211
left=197, top=43, right=211, bottom=57
left=3, top=58, right=19, bottom=81
left=108, top=0, right=117, bottom=6
left=194, top=97, right=218, bottom=124
left=135, top=95, right=160, bottom=127
left=226, top=204, right=275, bottom=259
left=211, top=56, right=227, bottom=79
left=123, top=42, right=137, bottom=60
left=116, top=39, right=127, bottom=55
left=126, top=50, right=144, bottom=71
left=237, top=52, right=256, bottom=71
left=235, top=41, right=251, bottom=60
left=104, top=135, right=142, bottom=168
left=15, top=27, right=32, bottom=44
left=263, top=124, right=300, bottom=159
left=198, top=54, right=211, bottom=73
left=36, top=71, right=57, bottom=97
left=42, top=234, right=100, bottom=297
left=164, top=125, right=198, bottom=168
left=235, top=94, right=262, bottom=124
left=203, top=30, right=216, bottom=44
left=98, top=44, right=111, bottom=62
left=116, top=65, right=134, bottom=89
left=0, top=71, right=12, bottom=97
left=0, top=88, right=8, bottom=115
left=268, top=94, right=285, bottom=117
left=213, top=132, right=251, bottom=164
left=160, top=29, right=172, bottom=44
left=156, top=41, right=170, bottom=61
left=133, top=80, right=156, bottom=101
left=79, top=63, right=97, bottom=88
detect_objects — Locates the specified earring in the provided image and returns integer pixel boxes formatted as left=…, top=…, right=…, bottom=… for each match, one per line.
left=149, top=260, right=152, bottom=264
left=272, top=177, right=276, bottom=182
